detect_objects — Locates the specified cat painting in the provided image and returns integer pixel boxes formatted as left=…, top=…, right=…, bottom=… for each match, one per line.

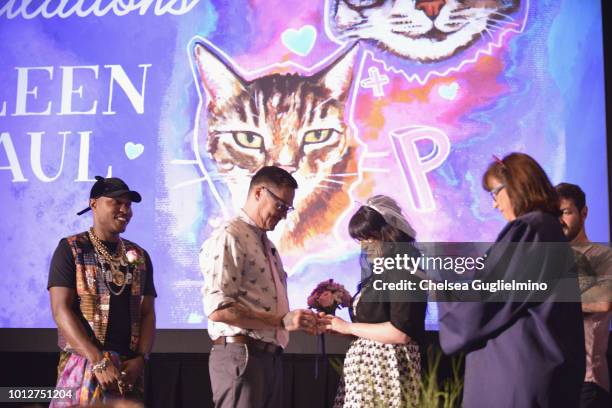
left=328, top=0, right=520, bottom=61
left=193, top=42, right=359, bottom=254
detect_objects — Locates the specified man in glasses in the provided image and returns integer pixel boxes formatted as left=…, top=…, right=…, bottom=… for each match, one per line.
left=200, top=166, right=318, bottom=408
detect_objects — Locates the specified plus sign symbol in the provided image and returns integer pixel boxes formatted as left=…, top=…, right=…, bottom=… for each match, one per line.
left=360, top=67, right=390, bottom=97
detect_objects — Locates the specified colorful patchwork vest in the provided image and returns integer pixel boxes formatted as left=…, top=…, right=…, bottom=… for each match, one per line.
left=57, top=231, right=147, bottom=354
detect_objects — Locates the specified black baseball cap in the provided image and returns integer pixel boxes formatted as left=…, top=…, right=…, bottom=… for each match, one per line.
left=77, top=176, right=142, bottom=216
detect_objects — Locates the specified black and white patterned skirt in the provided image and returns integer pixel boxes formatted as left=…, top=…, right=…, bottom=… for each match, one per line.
left=333, top=338, right=421, bottom=408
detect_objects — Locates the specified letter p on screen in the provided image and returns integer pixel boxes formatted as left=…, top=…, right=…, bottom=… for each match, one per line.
left=389, top=126, right=451, bottom=211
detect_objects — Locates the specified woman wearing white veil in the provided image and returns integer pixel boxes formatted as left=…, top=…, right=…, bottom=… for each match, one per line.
left=324, top=195, right=427, bottom=408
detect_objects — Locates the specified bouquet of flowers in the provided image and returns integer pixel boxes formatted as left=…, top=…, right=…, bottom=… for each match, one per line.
left=307, top=279, right=352, bottom=378
left=307, top=279, right=352, bottom=316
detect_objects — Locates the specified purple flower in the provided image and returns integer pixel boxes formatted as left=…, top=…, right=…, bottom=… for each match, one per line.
left=307, top=279, right=352, bottom=314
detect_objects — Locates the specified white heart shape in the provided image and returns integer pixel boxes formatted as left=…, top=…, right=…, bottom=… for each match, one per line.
left=281, top=25, right=317, bottom=57
left=438, top=82, right=459, bottom=101
left=125, top=142, right=144, bottom=160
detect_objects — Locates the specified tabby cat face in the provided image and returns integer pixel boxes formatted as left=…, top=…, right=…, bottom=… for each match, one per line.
left=329, top=0, right=520, bottom=61
left=194, top=43, right=359, bottom=247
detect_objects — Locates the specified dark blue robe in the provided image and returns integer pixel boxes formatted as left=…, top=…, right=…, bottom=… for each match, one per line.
left=439, top=211, right=585, bottom=408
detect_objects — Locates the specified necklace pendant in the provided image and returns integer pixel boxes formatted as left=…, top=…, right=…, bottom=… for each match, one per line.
left=112, top=271, right=125, bottom=286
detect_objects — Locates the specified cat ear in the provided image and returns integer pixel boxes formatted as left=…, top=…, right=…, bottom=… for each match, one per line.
left=193, top=42, right=247, bottom=105
left=316, top=44, right=359, bottom=101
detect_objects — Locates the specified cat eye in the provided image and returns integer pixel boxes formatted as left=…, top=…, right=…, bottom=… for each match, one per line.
left=304, top=129, right=336, bottom=144
left=233, top=131, right=263, bottom=149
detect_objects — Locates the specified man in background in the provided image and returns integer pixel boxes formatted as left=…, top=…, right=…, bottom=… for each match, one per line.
left=557, top=182, right=612, bottom=408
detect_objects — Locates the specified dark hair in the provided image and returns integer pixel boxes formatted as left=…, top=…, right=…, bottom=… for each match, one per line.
left=482, top=152, right=560, bottom=217
left=556, top=182, right=586, bottom=211
left=348, top=206, right=414, bottom=244
left=249, top=166, right=298, bottom=191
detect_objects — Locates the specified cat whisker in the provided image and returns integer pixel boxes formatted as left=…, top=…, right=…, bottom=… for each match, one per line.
left=452, top=6, right=470, bottom=13
left=485, top=25, right=505, bottom=35
left=471, top=13, right=500, bottom=33
left=312, top=97, right=335, bottom=114
left=388, top=17, right=415, bottom=23
left=487, top=20, right=517, bottom=29
left=327, top=172, right=359, bottom=178
left=488, top=18, right=519, bottom=28
left=302, top=174, right=338, bottom=182
left=344, top=21, right=379, bottom=31
left=485, top=20, right=505, bottom=29
left=363, top=151, right=391, bottom=158
left=449, top=11, right=479, bottom=20
left=361, top=167, right=390, bottom=174
left=171, top=177, right=209, bottom=190
left=485, top=26, right=501, bottom=41
left=341, top=31, right=361, bottom=39
left=448, top=14, right=470, bottom=23
left=209, top=176, right=243, bottom=181
left=490, top=11, right=516, bottom=22
left=481, top=27, right=496, bottom=41
left=471, top=11, right=493, bottom=20
left=171, top=159, right=199, bottom=165
left=344, top=18, right=373, bottom=29
left=486, top=12, right=519, bottom=27
left=389, top=22, right=422, bottom=29
left=337, top=33, right=361, bottom=42
left=321, top=178, right=346, bottom=185
left=313, top=183, right=335, bottom=190
left=211, top=173, right=256, bottom=181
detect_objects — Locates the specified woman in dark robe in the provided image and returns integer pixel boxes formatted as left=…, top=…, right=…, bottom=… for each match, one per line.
left=438, top=153, right=585, bottom=408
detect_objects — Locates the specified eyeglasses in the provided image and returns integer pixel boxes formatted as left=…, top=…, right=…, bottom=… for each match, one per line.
left=490, top=184, right=506, bottom=201
left=262, top=187, right=294, bottom=213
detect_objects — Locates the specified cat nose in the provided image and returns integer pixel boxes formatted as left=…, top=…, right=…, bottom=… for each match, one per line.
left=415, top=0, right=446, bottom=20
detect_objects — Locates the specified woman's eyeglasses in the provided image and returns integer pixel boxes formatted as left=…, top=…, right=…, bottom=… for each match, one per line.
left=490, top=184, right=506, bottom=201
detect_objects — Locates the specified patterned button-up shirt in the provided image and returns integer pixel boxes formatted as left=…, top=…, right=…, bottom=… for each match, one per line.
left=200, top=211, right=289, bottom=346
left=575, top=242, right=612, bottom=391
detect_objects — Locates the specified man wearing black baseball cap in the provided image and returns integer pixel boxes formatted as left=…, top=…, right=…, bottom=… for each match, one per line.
left=47, top=176, right=156, bottom=405
left=76, top=176, right=143, bottom=216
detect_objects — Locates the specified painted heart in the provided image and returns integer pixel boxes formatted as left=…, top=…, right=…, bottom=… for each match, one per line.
left=281, top=25, right=317, bottom=56
left=438, top=82, right=459, bottom=101
left=124, top=142, right=144, bottom=160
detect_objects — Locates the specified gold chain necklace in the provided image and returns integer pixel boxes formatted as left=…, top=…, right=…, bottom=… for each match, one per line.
left=88, top=228, right=131, bottom=295
left=88, top=228, right=127, bottom=265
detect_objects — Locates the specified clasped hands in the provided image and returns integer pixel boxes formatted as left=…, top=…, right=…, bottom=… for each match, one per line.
left=91, top=353, right=143, bottom=395
left=281, top=309, right=351, bottom=336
